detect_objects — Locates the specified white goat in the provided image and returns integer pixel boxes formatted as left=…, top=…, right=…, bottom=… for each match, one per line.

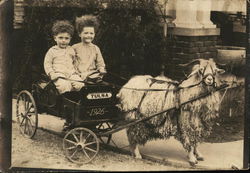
left=117, top=58, right=225, bottom=166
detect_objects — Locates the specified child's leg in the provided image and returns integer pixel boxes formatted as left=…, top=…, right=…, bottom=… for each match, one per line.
left=64, top=105, right=72, bottom=124
left=70, top=74, right=85, bottom=91
left=54, top=78, right=73, bottom=94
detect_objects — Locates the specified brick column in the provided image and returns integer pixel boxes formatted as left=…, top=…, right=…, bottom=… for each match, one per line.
left=167, top=28, right=220, bottom=80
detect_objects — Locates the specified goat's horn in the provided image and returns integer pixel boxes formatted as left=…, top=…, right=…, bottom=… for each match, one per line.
left=178, top=59, right=201, bottom=67
left=216, top=62, right=227, bottom=66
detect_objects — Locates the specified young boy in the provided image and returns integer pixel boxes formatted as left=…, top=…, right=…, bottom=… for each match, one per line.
left=44, top=20, right=84, bottom=94
left=73, top=15, right=107, bottom=81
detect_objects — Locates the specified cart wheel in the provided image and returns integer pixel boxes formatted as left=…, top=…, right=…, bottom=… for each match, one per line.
left=96, top=122, right=112, bottom=144
left=16, top=90, right=38, bottom=138
left=63, top=127, right=99, bottom=164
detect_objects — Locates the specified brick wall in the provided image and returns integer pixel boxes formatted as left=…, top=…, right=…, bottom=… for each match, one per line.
left=14, top=0, right=24, bottom=29
left=232, top=32, right=247, bottom=47
left=166, top=35, right=218, bottom=80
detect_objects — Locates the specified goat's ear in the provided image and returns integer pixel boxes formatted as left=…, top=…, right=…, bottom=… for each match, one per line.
left=198, top=67, right=204, bottom=73
left=216, top=68, right=225, bottom=74
left=187, top=68, right=199, bottom=78
left=146, top=78, right=153, bottom=85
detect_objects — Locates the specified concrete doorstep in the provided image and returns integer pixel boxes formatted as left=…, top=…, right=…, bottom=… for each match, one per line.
left=12, top=99, right=244, bottom=170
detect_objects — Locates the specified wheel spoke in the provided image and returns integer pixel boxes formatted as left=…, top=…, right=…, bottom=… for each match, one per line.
left=84, top=141, right=97, bottom=146
left=82, top=148, right=91, bottom=159
left=21, top=99, right=26, bottom=111
left=24, top=118, right=28, bottom=134
left=27, top=121, right=33, bottom=136
left=16, top=113, right=21, bottom=118
left=27, top=118, right=35, bottom=131
left=25, top=118, right=31, bottom=135
left=17, top=102, right=23, bottom=115
left=84, top=146, right=97, bottom=153
left=26, top=105, right=33, bottom=115
left=22, top=95, right=27, bottom=109
left=71, top=133, right=79, bottom=143
left=65, top=138, right=77, bottom=145
left=66, top=146, right=77, bottom=150
left=20, top=94, right=25, bottom=102
left=80, top=131, right=83, bottom=142
left=28, top=116, right=36, bottom=126
left=70, top=148, right=78, bottom=158
left=27, top=111, right=36, bottom=120
left=27, top=112, right=36, bottom=116
left=25, top=101, right=30, bottom=112
left=85, top=134, right=91, bottom=141
left=20, top=116, right=26, bottom=126
left=24, top=94, right=29, bottom=110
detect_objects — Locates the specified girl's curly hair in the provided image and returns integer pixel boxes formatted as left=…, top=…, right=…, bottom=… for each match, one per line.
left=75, top=15, right=99, bottom=34
left=52, top=20, right=74, bottom=36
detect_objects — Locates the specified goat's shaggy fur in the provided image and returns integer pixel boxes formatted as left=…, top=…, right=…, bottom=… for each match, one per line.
left=117, top=75, right=178, bottom=145
left=177, top=84, right=220, bottom=151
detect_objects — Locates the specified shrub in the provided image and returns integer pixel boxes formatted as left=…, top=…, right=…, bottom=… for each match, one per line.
left=13, top=0, right=168, bottom=91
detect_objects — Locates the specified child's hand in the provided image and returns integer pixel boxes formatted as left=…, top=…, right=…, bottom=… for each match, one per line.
left=100, top=71, right=107, bottom=75
left=99, top=71, right=107, bottom=78
left=99, top=69, right=107, bottom=75
left=50, top=72, right=63, bottom=81
left=72, top=82, right=84, bottom=89
left=80, top=73, right=88, bottom=81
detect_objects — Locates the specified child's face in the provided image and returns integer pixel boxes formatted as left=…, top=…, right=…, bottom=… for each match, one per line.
left=79, top=27, right=95, bottom=44
left=54, top=32, right=71, bottom=49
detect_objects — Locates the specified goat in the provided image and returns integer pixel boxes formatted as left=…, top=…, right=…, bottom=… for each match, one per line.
left=116, top=58, right=225, bottom=166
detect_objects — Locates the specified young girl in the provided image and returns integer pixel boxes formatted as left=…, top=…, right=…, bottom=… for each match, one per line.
left=73, top=15, right=107, bottom=81
left=44, top=20, right=84, bottom=94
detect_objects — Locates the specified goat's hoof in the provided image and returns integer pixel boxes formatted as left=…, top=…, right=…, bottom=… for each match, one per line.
left=135, top=155, right=142, bottom=159
left=131, top=153, right=136, bottom=158
left=196, top=156, right=204, bottom=161
left=188, top=161, right=196, bottom=167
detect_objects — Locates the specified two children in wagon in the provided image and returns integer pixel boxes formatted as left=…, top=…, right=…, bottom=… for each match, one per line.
left=44, top=15, right=107, bottom=94
left=44, top=15, right=106, bottom=130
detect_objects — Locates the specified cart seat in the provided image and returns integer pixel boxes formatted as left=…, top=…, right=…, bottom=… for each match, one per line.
left=32, top=74, right=60, bottom=108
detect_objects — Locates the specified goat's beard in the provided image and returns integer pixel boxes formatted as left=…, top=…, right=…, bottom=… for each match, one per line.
left=200, top=83, right=215, bottom=94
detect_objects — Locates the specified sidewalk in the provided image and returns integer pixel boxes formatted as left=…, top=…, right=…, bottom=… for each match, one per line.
left=12, top=99, right=244, bottom=170
left=111, top=130, right=243, bottom=170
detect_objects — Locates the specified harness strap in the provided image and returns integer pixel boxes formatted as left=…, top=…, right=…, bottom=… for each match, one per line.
left=161, top=84, right=172, bottom=110
left=137, top=78, right=157, bottom=112
left=51, top=67, right=218, bottom=92
left=218, top=85, right=229, bottom=105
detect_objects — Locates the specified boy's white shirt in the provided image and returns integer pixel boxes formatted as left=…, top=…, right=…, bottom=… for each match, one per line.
left=72, top=42, right=106, bottom=80
left=44, top=45, right=77, bottom=80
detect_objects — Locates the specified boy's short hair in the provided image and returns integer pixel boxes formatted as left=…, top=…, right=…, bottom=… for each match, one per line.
left=52, top=20, right=74, bottom=36
left=75, top=15, right=99, bottom=34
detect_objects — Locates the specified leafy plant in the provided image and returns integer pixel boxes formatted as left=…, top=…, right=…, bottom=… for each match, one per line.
left=96, top=0, right=167, bottom=78
left=13, top=0, right=168, bottom=91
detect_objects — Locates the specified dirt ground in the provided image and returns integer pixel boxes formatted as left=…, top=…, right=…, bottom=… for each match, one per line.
left=11, top=122, right=189, bottom=171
